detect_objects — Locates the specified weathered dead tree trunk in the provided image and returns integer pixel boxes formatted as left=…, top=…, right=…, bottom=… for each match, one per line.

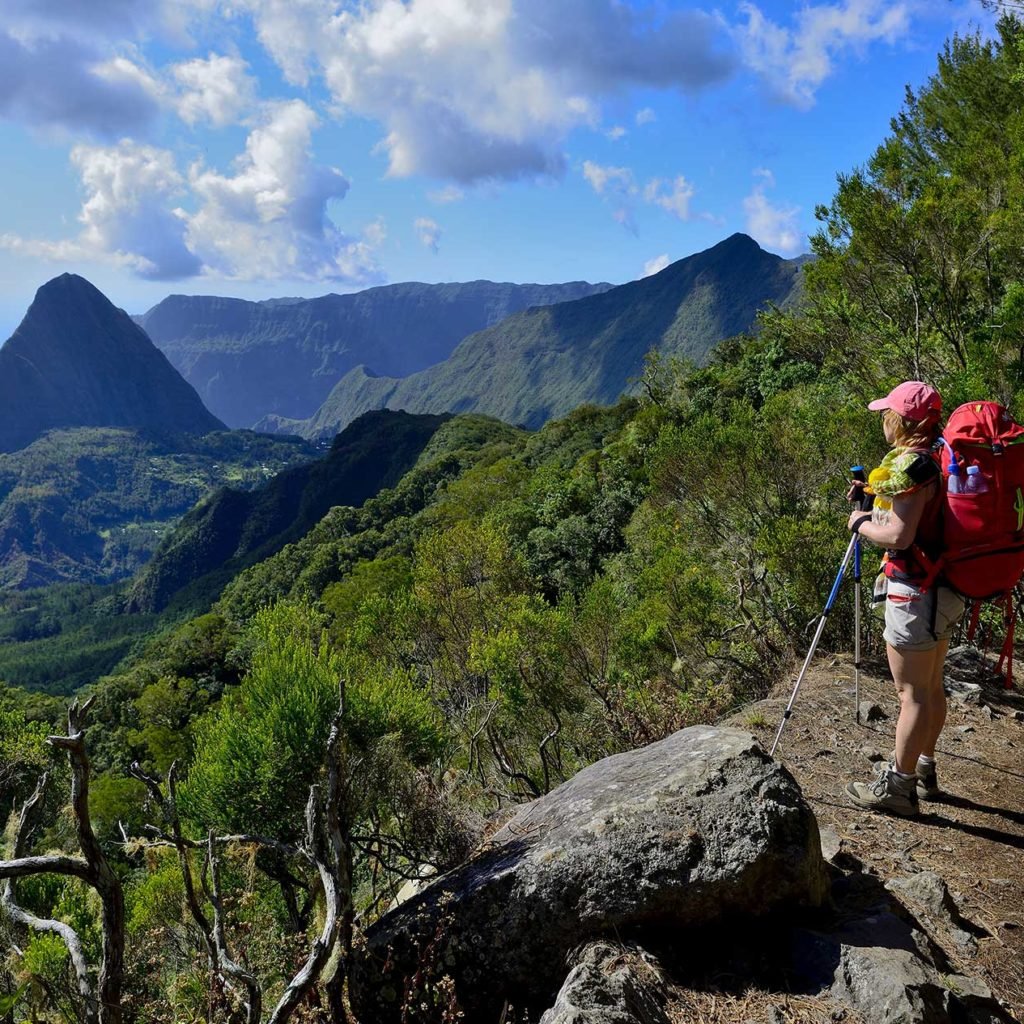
left=266, top=712, right=348, bottom=1024
left=205, top=832, right=263, bottom=1024
left=0, top=698, right=125, bottom=1024
left=130, top=760, right=263, bottom=1022
left=1, top=774, right=95, bottom=1019
left=133, top=690, right=354, bottom=1024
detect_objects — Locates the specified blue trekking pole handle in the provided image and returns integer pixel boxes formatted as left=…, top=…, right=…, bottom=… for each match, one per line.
left=770, top=532, right=858, bottom=756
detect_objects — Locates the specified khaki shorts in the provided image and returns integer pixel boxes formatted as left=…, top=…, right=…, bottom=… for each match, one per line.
left=877, top=577, right=965, bottom=652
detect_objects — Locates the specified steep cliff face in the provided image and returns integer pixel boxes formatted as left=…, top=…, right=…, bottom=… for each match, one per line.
left=280, top=233, right=807, bottom=438
left=0, top=274, right=224, bottom=453
left=139, top=279, right=613, bottom=427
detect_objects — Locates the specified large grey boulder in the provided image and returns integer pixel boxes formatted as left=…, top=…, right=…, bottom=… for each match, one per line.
left=349, top=726, right=828, bottom=1023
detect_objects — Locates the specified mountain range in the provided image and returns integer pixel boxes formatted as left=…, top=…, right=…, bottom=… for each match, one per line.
left=139, top=280, right=613, bottom=429
left=0, top=234, right=806, bottom=595
left=0, top=274, right=224, bottom=454
left=260, top=233, right=806, bottom=437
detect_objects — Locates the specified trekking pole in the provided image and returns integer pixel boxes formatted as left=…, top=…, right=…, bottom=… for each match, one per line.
left=851, top=466, right=868, bottom=725
left=770, top=467, right=872, bottom=757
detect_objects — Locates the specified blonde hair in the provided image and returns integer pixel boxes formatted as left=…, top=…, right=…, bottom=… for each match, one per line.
left=883, top=408, right=940, bottom=451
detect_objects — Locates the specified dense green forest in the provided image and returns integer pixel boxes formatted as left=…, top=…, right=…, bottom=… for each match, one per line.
left=0, top=428, right=317, bottom=590
left=2, top=17, right=1024, bottom=1022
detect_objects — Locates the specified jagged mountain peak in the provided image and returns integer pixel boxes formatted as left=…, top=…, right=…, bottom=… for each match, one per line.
left=0, top=274, right=225, bottom=453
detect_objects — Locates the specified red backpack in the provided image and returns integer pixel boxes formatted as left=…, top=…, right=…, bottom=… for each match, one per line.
left=914, top=402, right=1024, bottom=686
left=932, top=402, right=1024, bottom=598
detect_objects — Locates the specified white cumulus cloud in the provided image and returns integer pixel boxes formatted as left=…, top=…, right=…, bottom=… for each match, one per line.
left=186, top=99, right=381, bottom=282
left=2, top=140, right=200, bottom=279
left=743, top=168, right=802, bottom=255
left=4, top=100, right=384, bottom=284
left=737, top=0, right=912, bottom=109
left=643, top=177, right=695, bottom=221
left=583, top=161, right=704, bottom=228
left=172, top=53, right=256, bottom=127
left=583, top=161, right=635, bottom=196
left=642, top=253, right=671, bottom=278
left=414, top=217, right=441, bottom=253
left=635, top=107, right=657, bottom=126
left=226, top=0, right=735, bottom=182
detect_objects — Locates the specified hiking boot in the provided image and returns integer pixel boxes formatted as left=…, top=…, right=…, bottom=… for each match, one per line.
left=845, top=763, right=919, bottom=817
left=916, top=759, right=940, bottom=801
left=888, top=750, right=941, bottom=801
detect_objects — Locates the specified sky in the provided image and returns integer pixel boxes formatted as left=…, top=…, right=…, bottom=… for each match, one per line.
left=0, top=0, right=1002, bottom=337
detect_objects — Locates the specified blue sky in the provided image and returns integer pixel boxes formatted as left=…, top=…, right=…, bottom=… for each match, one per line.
left=0, top=0, right=1000, bottom=337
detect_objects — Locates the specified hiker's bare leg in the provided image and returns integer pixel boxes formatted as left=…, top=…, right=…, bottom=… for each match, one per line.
left=921, top=639, right=949, bottom=758
left=889, top=644, right=943, bottom=774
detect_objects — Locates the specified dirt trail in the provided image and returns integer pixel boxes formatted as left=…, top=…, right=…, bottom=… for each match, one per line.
left=718, top=653, right=1024, bottom=1020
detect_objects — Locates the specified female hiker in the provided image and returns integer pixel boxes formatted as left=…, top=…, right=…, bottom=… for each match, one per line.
left=844, top=381, right=964, bottom=817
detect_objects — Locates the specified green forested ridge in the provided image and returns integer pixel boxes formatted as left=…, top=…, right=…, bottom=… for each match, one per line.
left=0, top=414, right=524, bottom=695
left=2, top=18, right=1024, bottom=1022
left=140, top=279, right=613, bottom=428
left=0, top=429, right=318, bottom=591
left=0, top=274, right=225, bottom=455
left=125, top=410, right=455, bottom=615
left=272, top=232, right=806, bottom=439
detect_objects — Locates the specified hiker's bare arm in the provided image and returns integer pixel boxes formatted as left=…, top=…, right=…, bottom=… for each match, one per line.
left=848, top=485, right=931, bottom=549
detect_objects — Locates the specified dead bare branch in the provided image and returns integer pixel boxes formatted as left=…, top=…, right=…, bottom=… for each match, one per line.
left=1, top=774, right=95, bottom=1022
left=267, top=705, right=349, bottom=1024
left=205, top=832, right=262, bottom=1024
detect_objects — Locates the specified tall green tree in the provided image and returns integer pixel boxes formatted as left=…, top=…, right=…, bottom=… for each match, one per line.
left=776, top=16, right=1024, bottom=405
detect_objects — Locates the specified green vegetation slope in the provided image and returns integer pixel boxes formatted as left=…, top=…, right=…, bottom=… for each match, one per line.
left=140, top=279, right=612, bottom=428
left=275, top=233, right=805, bottom=437
left=125, top=410, right=454, bottom=614
left=0, top=428, right=317, bottom=590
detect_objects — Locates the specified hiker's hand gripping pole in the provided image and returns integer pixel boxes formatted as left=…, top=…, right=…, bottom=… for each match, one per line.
left=769, top=467, right=873, bottom=758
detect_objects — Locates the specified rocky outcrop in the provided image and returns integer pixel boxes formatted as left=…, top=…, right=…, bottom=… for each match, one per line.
left=538, top=942, right=669, bottom=1024
left=887, top=871, right=989, bottom=957
left=349, top=726, right=828, bottom=1023
left=792, top=887, right=1011, bottom=1024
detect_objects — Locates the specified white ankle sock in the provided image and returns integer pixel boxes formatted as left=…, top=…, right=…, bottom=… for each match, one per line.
left=917, top=754, right=935, bottom=766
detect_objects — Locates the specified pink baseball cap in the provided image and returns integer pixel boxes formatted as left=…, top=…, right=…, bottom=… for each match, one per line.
left=868, top=381, right=941, bottom=422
